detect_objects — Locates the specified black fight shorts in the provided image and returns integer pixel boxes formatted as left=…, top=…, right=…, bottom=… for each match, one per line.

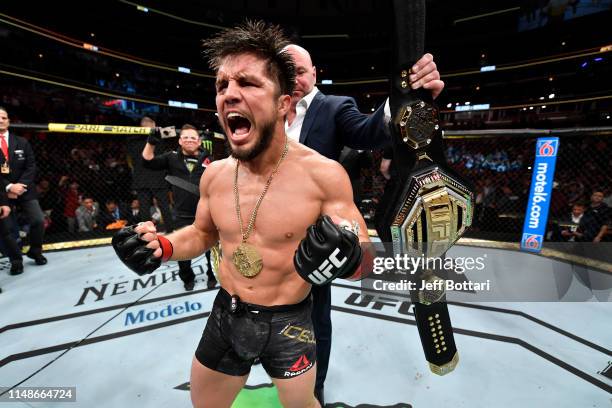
left=195, top=288, right=316, bottom=379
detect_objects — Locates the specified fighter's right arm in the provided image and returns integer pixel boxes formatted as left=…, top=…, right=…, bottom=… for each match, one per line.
left=112, top=162, right=220, bottom=275
left=161, top=162, right=220, bottom=260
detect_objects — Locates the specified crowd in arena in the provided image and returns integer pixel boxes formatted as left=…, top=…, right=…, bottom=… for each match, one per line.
left=1, top=88, right=610, bottom=253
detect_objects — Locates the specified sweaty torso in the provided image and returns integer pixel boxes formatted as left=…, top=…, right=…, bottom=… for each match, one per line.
left=206, top=141, right=326, bottom=305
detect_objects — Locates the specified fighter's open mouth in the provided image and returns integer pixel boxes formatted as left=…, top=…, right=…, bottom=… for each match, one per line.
left=227, top=112, right=252, bottom=136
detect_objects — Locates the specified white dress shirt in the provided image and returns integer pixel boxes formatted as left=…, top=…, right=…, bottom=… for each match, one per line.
left=284, top=87, right=392, bottom=143
left=285, top=87, right=320, bottom=142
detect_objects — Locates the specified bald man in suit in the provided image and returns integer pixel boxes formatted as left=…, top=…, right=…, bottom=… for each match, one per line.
left=283, top=44, right=444, bottom=403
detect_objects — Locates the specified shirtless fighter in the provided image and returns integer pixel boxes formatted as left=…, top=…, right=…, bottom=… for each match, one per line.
left=112, top=21, right=369, bottom=408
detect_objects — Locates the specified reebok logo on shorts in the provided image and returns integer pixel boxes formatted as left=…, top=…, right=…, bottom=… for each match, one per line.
left=284, top=354, right=313, bottom=377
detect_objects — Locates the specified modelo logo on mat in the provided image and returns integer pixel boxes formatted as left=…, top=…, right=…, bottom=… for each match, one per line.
left=521, top=137, right=559, bottom=253
left=124, top=301, right=202, bottom=326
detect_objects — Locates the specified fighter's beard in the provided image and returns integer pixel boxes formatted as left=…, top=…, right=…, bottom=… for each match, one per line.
left=226, top=119, right=274, bottom=162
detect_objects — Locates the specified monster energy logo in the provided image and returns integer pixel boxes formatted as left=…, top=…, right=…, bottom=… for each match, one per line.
left=201, top=139, right=213, bottom=152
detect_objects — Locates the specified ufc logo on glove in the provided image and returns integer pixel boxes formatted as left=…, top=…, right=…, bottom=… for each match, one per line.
left=294, top=216, right=363, bottom=286
left=307, top=248, right=347, bottom=285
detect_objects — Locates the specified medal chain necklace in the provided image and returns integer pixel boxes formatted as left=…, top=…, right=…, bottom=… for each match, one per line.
left=232, top=136, right=288, bottom=277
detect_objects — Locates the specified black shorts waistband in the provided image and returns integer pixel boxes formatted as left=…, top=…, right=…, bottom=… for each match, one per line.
left=216, top=287, right=311, bottom=315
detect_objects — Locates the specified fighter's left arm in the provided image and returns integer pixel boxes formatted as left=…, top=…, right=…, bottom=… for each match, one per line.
left=318, top=160, right=370, bottom=245
left=293, top=159, right=373, bottom=285
left=321, top=162, right=375, bottom=281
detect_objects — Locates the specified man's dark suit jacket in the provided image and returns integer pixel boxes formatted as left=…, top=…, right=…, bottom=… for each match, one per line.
left=0, top=133, right=38, bottom=202
left=298, top=91, right=390, bottom=160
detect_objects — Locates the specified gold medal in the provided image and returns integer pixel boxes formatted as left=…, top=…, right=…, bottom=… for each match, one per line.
left=232, top=243, right=263, bottom=278
left=232, top=136, right=288, bottom=278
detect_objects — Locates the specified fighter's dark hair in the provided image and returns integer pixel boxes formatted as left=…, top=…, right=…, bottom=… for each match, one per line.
left=202, top=20, right=295, bottom=96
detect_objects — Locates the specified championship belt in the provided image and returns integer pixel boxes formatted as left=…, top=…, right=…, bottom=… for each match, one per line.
left=377, top=0, right=474, bottom=376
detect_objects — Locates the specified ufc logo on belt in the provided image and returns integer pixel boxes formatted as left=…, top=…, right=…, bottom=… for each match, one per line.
left=307, top=248, right=346, bottom=285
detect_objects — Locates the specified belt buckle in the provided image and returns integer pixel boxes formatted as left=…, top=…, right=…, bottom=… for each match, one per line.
left=230, top=295, right=261, bottom=316
left=230, top=295, right=242, bottom=314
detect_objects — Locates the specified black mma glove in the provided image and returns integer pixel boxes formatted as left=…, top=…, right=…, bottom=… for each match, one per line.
left=112, top=225, right=173, bottom=275
left=294, top=215, right=362, bottom=285
left=146, top=128, right=162, bottom=145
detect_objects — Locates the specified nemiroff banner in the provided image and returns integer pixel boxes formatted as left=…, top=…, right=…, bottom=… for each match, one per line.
left=521, top=137, right=560, bottom=253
